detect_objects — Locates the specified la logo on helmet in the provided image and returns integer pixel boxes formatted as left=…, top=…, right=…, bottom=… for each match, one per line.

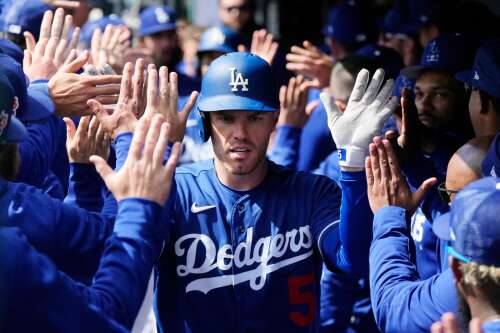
left=229, top=67, right=249, bottom=92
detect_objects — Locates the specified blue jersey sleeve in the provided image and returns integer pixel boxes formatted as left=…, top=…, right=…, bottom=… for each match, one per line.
left=1, top=197, right=165, bottom=331
left=2, top=180, right=115, bottom=283
left=370, top=206, right=457, bottom=333
left=15, top=114, right=60, bottom=188
left=268, top=125, right=302, bottom=169
left=64, top=163, right=105, bottom=212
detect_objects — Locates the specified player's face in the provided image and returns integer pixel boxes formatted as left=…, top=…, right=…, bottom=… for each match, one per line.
left=414, top=71, right=458, bottom=129
left=141, top=30, right=180, bottom=67
left=210, top=110, right=277, bottom=176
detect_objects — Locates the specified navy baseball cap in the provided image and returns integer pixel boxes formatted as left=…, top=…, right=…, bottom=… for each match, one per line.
left=391, top=74, right=416, bottom=99
left=0, top=38, right=23, bottom=64
left=407, top=0, right=443, bottom=30
left=0, top=53, right=53, bottom=122
left=0, top=0, right=50, bottom=40
left=80, top=15, right=125, bottom=48
left=139, top=5, right=177, bottom=38
left=322, top=1, right=368, bottom=45
left=355, top=44, right=404, bottom=79
left=381, top=7, right=419, bottom=38
left=197, top=26, right=241, bottom=55
left=197, top=52, right=278, bottom=112
left=455, top=40, right=500, bottom=99
left=0, top=73, right=27, bottom=143
left=482, top=133, right=500, bottom=177
left=401, top=34, right=472, bottom=78
left=433, top=177, right=500, bottom=266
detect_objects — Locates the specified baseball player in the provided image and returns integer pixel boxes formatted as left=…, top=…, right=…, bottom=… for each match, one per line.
left=91, top=51, right=397, bottom=333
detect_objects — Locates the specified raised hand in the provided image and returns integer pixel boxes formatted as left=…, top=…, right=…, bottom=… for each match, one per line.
left=88, top=60, right=146, bottom=139
left=286, top=41, right=334, bottom=89
left=431, top=313, right=483, bottom=333
left=64, top=116, right=110, bottom=164
left=24, top=8, right=80, bottom=81
left=48, top=51, right=122, bottom=117
left=365, top=136, right=437, bottom=214
left=90, top=24, right=132, bottom=74
left=142, top=65, right=198, bottom=142
left=238, top=29, right=278, bottom=65
left=320, top=68, right=398, bottom=169
left=277, top=75, right=318, bottom=128
left=90, top=114, right=181, bottom=205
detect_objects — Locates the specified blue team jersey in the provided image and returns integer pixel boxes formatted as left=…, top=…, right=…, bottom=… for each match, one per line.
left=154, top=159, right=342, bottom=333
left=410, top=207, right=439, bottom=279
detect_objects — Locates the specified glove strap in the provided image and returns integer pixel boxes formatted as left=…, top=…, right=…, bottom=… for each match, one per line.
left=337, top=147, right=367, bottom=168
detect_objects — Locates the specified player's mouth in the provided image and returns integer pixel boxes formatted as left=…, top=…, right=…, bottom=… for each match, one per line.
left=229, top=146, right=252, bottom=160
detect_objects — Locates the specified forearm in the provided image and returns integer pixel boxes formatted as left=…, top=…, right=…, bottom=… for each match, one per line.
left=64, top=163, right=105, bottom=212
left=370, top=206, right=457, bottom=333
left=338, top=170, right=372, bottom=277
left=268, top=125, right=302, bottom=169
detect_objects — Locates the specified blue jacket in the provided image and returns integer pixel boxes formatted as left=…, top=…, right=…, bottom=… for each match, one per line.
left=370, top=206, right=457, bottom=333
left=0, top=195, right=164, bottom=332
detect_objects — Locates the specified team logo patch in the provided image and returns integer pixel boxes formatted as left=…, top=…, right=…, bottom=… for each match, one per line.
left=0, top=110, right=9, bottom=136
left=155, top=8, right=170, bottom=24
left=474, top=71, right=480, bottom=81
left=175, top=226, right=313, bottom=294
left=229, top=67, right=249, bottom=92
left=426, top=40, right=439, bottom=63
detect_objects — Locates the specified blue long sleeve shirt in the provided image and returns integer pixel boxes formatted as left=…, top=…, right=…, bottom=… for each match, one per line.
left=0, top=197, right=165, bottom=332
left=370, top=206, right=457, bottom=333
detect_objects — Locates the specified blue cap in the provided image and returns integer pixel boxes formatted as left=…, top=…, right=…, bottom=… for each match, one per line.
left=355, top=44, right=404, bottom=79
left=482, top=133, right=500, bottom=177
left=197, top=26, right=241, bottom=55
left=392, top=74, right=416, bottom=99
left=197, top=52, right=278, bottom=112
left=381, top=7, right=419, bottom=37
left=433, top=177, right=500, bottom=266
left=0, top=38, right=23, bottom=64
left=80, top=15, right=125, bottom=48
left=0, top=73, right=27, bottom=143
left=322, top=1, right=368, bottom=45
left=407, top=0, right=443, bottom=30
left=0, top=0, right=50, bottom=40
left=456, top=40, right=500, bottom=99
left=401, top=34, right=473, bottom=78
left=139, top=5, right=176, bottom=38
left=0, top=53, right=53, bottom=122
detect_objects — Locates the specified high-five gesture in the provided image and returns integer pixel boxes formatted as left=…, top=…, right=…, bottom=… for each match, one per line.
left=286, top=41, right=334, bottom=89
left=143, top=66, right=198, bottom=142
left=278, top=75, right=318, bottom=128
left=48, top=51, right=122, bottom=117
left=90, top=114, right=181, bottom=205
left=64, top=116, right=110, bottom=164
left=238, top=29, right=278, bottom=65
left=365, top=136, right=436, bottom=214
left=24, top=8, right=80, bottom=81
left=320, top=68, right=398, bottom=169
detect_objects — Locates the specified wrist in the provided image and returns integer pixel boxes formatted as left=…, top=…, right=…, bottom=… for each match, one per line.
left=337, top=146, right=367, bottom=168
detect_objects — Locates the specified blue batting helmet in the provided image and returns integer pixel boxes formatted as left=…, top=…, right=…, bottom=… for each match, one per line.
left=196, top=52, right=278, bottom=140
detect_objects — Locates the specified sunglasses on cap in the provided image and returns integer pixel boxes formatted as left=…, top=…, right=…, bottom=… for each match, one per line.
left=438, top=182, right=459, bottom=204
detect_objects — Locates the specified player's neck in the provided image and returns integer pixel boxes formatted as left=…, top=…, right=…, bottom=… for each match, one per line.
left=214, top=159, right=269, bottom=191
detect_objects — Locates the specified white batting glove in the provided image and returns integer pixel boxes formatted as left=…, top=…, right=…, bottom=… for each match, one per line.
left=320, top=68, right=398, bottom=168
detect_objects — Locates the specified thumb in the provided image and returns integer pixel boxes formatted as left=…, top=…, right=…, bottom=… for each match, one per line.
left=413, top=177, right=438, bottom=207
left=320, top=91, right=342, bottom=123
left=63, top=117, right=76, bottom=141
left=62, top=50, right=90, bottom=73
left=89, top=155, right=114, bottom=183
left=23, top=31, right=36, bottom=54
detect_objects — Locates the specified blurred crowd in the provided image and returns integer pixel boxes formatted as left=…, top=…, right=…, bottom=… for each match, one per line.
left=0, top=0, right=500, bottom=332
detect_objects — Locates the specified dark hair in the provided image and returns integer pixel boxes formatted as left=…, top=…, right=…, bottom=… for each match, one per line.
left=0, top=143, right=20, bottom=181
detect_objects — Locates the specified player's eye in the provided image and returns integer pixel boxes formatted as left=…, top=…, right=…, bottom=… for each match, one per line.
left=248, top=115, right=262, bottom=122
